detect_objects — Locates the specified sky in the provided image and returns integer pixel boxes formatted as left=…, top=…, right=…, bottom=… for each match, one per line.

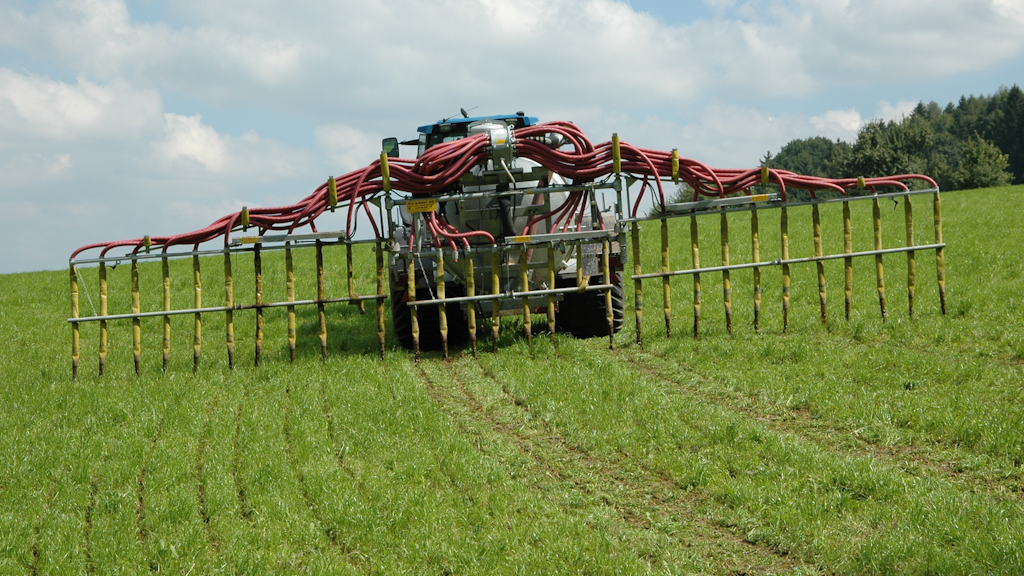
left=1, top=0, right=1022, bottom=274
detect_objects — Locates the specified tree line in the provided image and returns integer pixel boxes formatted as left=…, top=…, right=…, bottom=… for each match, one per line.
left=767, top=84, right=1023, bottom=192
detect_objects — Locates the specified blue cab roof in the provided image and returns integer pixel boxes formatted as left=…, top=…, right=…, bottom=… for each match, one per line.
left=417, top=113, right=539, bottom=134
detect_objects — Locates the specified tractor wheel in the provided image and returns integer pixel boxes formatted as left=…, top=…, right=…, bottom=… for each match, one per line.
left=391, top=283, right=470, bottom=351
left=555, top=274, right=625, bottom=338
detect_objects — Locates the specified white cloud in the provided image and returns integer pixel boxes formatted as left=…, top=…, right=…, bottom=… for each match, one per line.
left=810, top=108, right=863, bottom=141
left=876, top=100, right=919, bottom=123
left=0, top=68, right=162, bottom=143
left=315, top=123, right=382, bottom=173
left=160, top=113, right=227, bottom=171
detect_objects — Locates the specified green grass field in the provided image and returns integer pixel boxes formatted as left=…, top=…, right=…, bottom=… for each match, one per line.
left=2, top=185, right=1023, bottom=574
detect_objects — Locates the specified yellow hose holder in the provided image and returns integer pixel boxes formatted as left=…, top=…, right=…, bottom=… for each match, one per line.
left=857, top=177, right=866, bottom=189
left=671, top=149, right=679, bottom=181
left=328, top=176, right=338, bottom=211
left=760, top=166, right=769, bottom=185
left=379, top=152, right=392, bottom=192
left=612, top=133, right=621, bottom=174
left=143, top=235, right=151, bottom=253
left=241, top=206, right=250, bottom=230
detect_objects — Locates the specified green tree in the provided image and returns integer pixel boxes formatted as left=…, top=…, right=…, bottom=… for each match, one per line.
left=949, top=134, right=1012, bottom=190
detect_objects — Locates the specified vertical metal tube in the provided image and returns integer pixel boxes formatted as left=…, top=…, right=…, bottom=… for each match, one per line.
left=193, top=253, right=202, bottom=373
left=408, top=254, right=420, bottom=362
left=131, top=257, right=141, bottom=375
left=347, top=242, right=364, bottom=313
left=520, top=245, right=532, bottom=353
left=437, top=250, right=448, bottom=359
left=225, top=252, right=235, bottom=369
left=70, top=265, right=80, bottom=379
left=254, top=244, right=263, bottom=367
left=720, top=212, right=732, bottom=335
left=162, top=255, right=171, bottom=371
left=466, top=255, right=477, bottom=356
left=751, top=209, right=761, bottom=332
left=375, top=241, right=386, bottom=359
left=904, top=196, right=916, bottom=318
left=781, top=207, right=790, bottom=332
left=491, top=249, right=501, bottom=353
left=99, top=261, right=108, bottom=376
left=631, top=222, right=643, bottom=346
left=603, top=239, right=614, bottom=349
left=690, top=215, right=701, bottom=339
left=316, top=240, right=327, bottom=360
left=547, top=246, right=556, bottom=347
left=661, top=218, right=671, bottom=338
left=933, top=192, right=946, bottom=314
left=813, top=204, right=827, bottom=325
left=873, top=197, right=887, bottom=320
left=843, top=201, right=853, bottom=321
left=286, top=243, right=296, bottom=362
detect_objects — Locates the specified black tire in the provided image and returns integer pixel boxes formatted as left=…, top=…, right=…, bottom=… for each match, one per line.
left=555, top=274, right=625, bottom=338
left=391, top=283, right=470, bottom=351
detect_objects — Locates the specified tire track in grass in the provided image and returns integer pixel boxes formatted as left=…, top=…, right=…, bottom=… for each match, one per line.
left=83, top=473, right=99, bottom=576
left=194, top=390, right=221, bottom=552
left=29, top=474, right=58, bottom=576
left=616, top=347, right=1024, bottom=497
left=282, top=383, right=362, bottom=571
left=136, top=413, right=165, bottom=573
left=231, top=393, right=253, bottom=522
left=418, top=361, right=807, bottom=575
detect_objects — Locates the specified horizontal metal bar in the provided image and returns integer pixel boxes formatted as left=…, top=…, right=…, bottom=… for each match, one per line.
left=229, top=231, right=348, bottom=246
left=71, top=234, right=382, bottom=266
left=409, top=283, right=614, bottom=307
left=621, top=187, right=941, bottom=224
left=67, top=294, right=385, bottom=323
left=502, top=229, right=618, bottom=245
left=665, top=193, right=779, bottom=213
left=632, top=243, right=945, bottom=280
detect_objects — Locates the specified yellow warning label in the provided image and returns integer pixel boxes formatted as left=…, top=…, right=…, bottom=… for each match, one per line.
left=407, top=199, right=437, bottom=213
left=513, top=235, right=530, bottom=243
left=750, top=194, right=769, bottom=202
left=239, top=237, right=258, bottom=244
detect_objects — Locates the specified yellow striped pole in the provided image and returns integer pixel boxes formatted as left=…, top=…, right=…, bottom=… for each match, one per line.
left=781, top=207, right=790, bottom=332
left=720, top=212, right=732, bottom=335
left=751, top=209, right=762, bottom=332
left=933, top=192, right=946, bottom=314
left=316, top=240, right=327, bottom=360
left=254, top=244, right=263, bottom=367
left=193, top=253, right=202, bottom=372
left=70, top=265, right=80, bottom=379
left=813, top=204, right=827, bottom=324
left=98, top=261, right=108, bottom=376
left=162, top=255, right=171, bottom=370
left=491, top=249, right=501, bottom=353
left=631, top=222, right=643, bottom=346
left=843, top=201, right=853, bottom=321
left=131, top=257, right=141, bottom=374
left=375, top=241, right=386, bottom=359
left=408, top=255, right=420, bottom=362
left=603, top=239, right=614, bottom=349
left=437, top=250, right=448, bottom=359
left=904, top=196, right=917, bottom=318
left=661, top=218, right=672, bottom=338
left=286, top=243, right=296, bottom=362
left=466, top=254, right=477, bottom=356
left=547, top=246, right=556, bottom=347
left=520, top=246, right=532, bottom=354
left=873, top=197, right=887, bottom=320
left=225, top=252, right=235, bottom=369
left=690, top=215, right=701, bottom=339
